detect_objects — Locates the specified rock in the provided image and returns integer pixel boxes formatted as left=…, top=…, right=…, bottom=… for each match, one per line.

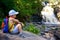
left=0, top=31, right=10, bottom=40
left=0, top=30, right=47, bottom=40
left=54, top=30, right=60, bottom=38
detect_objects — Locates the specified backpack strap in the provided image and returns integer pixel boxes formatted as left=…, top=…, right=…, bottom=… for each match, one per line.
left=9, top=24, right=14, bottom=31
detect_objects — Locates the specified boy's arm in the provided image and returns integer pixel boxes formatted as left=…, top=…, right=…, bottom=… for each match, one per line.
left=13, top=19, right=20, bottom=23
left=13, top=19, right=24, bottom=26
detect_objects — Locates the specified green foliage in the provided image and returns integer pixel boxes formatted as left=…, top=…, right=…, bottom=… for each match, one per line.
left=0, top=8, right=5, bottom=18
left=0, top=0, right=43, bottom=21
left=0, top=18, right=3, bottom=29
left=24, top=24, right=40, bottom=34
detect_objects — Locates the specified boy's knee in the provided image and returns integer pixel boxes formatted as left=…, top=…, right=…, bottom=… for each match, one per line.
left=17, top=24, right=22, bottom=27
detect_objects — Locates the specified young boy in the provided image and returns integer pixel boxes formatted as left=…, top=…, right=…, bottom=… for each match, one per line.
left=9, top=10, right=24, bottom=36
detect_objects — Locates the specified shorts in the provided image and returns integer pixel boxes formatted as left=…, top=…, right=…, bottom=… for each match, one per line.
left=11, top=25, right=19, bottom=34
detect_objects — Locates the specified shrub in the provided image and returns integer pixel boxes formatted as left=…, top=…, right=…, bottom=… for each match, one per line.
left=24, top=23, right=40, bottom=34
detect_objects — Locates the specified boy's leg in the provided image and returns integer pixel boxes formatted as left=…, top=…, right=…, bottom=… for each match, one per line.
left=11, top=24, right=23, bottom=34
left=16, top=24, right=25, bottom=38
left=16, top=24, right=23, bottom=34
left=11, top=24, right=25, bottom=38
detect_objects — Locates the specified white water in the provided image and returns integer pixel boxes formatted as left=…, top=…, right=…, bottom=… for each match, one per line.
left=41, top=5, right=60, bottom=25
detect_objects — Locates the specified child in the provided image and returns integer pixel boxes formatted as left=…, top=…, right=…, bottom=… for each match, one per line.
left=8, top=10, right=24, bottom=36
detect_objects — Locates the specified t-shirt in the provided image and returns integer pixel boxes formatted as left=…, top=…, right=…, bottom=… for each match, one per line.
left=9, top=17, right=15, bottom=32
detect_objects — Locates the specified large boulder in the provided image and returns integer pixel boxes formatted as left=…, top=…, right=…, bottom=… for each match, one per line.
left=0, top=30, right=47, bottom=40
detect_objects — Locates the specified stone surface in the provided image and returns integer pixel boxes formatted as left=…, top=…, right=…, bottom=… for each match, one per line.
left=0, top=30, right=47, bottom=40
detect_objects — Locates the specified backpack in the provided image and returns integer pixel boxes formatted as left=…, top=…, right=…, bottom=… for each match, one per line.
left=1, top=17, right=9, bottom=33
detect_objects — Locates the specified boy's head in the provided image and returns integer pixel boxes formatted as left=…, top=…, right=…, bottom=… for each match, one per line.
left=9, top=10, right=19, bottom=18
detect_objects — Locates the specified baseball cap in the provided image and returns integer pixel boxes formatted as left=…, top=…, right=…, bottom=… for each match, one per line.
left=9, top=10, right=19, bottom=16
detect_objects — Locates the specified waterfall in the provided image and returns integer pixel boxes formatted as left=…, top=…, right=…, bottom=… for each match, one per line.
left=41, top=4, right=60, bottom=25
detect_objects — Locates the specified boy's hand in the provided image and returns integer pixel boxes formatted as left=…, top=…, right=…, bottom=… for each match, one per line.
left=21, top=22, right=24, bottom=26
left=19, top=22, right=24, bottom=26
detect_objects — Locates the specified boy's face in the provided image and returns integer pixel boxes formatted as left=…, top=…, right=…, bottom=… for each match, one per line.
left=13, top=15, right=16, bottom=18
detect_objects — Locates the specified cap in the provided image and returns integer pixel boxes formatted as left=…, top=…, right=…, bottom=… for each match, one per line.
left=9, top=10, right=19, bottom=16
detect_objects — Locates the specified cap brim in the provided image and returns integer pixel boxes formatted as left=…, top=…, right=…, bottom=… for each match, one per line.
left=15, top=12, right=19, bottom=15
left=9, top=12, right=19, bottom=16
